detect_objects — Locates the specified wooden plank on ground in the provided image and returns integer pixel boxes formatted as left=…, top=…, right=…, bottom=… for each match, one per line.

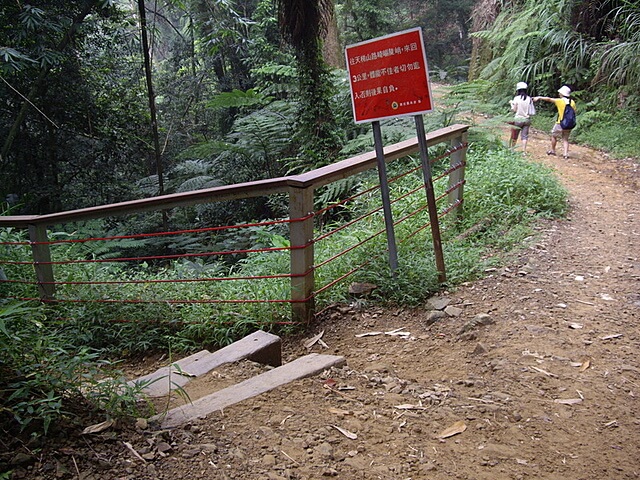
left=186, top=330, right=282, bottom=377
left=128, top=350, right=211, bottom=397
left=129, top=331, right=282, bottom=397
left=154, top=353, right=346, bottom=428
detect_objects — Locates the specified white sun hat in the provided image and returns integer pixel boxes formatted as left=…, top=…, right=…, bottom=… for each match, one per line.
left=558, top=85, right=571, bottom=97
left=516, top=82, right=528, bottom=90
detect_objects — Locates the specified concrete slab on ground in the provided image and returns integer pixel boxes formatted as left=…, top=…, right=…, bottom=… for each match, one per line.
left=154, top=353, right=346, bottom=428
left=129, top=330, right=282, bottom=397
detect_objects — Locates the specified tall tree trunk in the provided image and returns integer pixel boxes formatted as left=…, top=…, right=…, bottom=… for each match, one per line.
left=137, top=0, right=164, bottom=196
left=277, top=0, right=340, bottom=166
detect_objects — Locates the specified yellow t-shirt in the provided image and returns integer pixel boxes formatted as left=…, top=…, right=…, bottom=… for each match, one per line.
left=553, top=98, right=577, bottom=124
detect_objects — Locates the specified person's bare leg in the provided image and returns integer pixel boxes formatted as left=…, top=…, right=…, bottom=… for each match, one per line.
left=522, top=139, right=528, bottom=153
left=550, top=136, right=557, bottom=154
left=562, top=137, right=569, bottom=157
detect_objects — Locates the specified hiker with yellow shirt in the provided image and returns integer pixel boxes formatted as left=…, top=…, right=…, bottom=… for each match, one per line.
left=534, top=85, right=577, bottom=159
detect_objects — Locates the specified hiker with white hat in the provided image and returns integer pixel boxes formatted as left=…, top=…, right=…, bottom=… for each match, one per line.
left=508, top=81, right=536, bottom=153
left=534, top=85, right=577, bottom=159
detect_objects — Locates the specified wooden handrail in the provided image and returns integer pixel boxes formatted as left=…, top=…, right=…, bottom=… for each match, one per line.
left=0, top=124, right=469, bottom=228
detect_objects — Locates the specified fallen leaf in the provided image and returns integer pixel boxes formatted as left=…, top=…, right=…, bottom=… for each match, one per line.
left=530, top=366, right=557, bottom=378
left=554, top=398, right=583, bottom=405
left=579, top=359, right=591, bottom=372
left=568, top=323, right=583, bottom=329
left=123, top=441, right=146, bottom=462
left=601, top=334, right=622, bottom=340
left=438, top=420, right=467, bottom=439
left=331, top=425, right=357, bottom=439
left=81, top=419, right=115, bottom=435
left=394, top=404, right=427, bottom=411
left=323, top=378, right=337, bottom=388
left=355, top=331, right=383, bottom=337
left=327, top=407, right=351, bottom=415
left=303, top=330, right=325, bottom=349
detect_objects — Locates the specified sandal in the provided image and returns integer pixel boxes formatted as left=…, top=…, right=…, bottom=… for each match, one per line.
left=546, top=151, right=556, bottom=156
left=563, top=155, right=569, bottom=159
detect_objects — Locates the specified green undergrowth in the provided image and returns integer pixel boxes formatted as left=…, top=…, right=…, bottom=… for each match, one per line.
left=0, top=141, right=568, bottom=439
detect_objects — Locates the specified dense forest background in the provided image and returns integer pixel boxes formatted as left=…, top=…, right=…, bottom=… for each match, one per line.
left=1, top=0, right=638, bottom=220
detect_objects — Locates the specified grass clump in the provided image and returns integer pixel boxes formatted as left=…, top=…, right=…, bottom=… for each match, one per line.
left=0, top=301, right=151, bottom=439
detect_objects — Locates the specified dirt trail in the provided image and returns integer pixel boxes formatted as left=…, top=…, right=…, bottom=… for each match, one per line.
left=9, top=129, right=640, bottom=479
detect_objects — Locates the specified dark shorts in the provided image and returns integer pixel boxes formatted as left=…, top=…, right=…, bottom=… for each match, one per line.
left=510, top=121, right=531, bottom=141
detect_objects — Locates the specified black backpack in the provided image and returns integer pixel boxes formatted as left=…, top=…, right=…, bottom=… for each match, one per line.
left=560, top=101, right=576, bottom=130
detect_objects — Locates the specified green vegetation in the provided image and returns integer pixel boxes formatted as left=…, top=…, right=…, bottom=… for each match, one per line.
left=0, top=302, right=152, bottom=438
left=2, top=0, right=636, bottom=447
left=1, top=138, right=568, bottom=437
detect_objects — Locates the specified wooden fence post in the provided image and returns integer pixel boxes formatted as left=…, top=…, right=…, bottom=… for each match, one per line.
left=448, top=131, right=468, bottom=217
left=289, top=185, right=315, bottom=324
left=28, top=224, right=55, bottom=301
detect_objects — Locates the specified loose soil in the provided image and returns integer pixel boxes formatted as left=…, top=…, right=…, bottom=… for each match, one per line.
left=5, top=131, right=640, bottom=479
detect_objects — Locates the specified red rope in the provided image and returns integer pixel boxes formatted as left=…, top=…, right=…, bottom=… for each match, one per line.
left=2, top=214, right=314, bottom=246
left=315, top=227, right=386, bottom=270
left=0, top=242, right=314, bottom=266
left=4, top=296, right=301, bottom=305
left=314, top=205, right=383, bottom=243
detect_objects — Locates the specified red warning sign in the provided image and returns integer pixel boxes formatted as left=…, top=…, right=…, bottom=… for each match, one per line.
left=345, top=28, right=433, bottom=124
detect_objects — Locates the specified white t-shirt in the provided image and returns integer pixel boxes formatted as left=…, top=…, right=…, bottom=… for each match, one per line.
left=510, top=95, right=535, bottom=121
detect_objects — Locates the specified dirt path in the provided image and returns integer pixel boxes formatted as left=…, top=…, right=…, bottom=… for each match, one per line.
left=10, top=131, right=639, bottom=479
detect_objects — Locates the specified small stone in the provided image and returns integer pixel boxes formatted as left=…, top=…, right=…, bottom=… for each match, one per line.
left=322, top=467, right=339, bottom=476
left=427, top=297, right=451, bottom=310
left=444, top=306, right=463, bottom=317
left=156, top=442, right=172, bottom=454
left=135, top=418, right=148, bottom=430
left=425, top=310, right=447, bottom=326
left=472, top=343, right=488, bottom=355
left=263, top=454, right=277, bottom=466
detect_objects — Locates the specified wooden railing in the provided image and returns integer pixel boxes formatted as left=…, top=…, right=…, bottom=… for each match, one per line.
left=0, top=124, right=469, bottom=322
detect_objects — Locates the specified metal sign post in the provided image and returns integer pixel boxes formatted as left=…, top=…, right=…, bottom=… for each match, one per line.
left=345, top=27, right=444, bottom=277
left=372, top=121, right=399, bottom=273
left=414, top=115, right=446, bottom=282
